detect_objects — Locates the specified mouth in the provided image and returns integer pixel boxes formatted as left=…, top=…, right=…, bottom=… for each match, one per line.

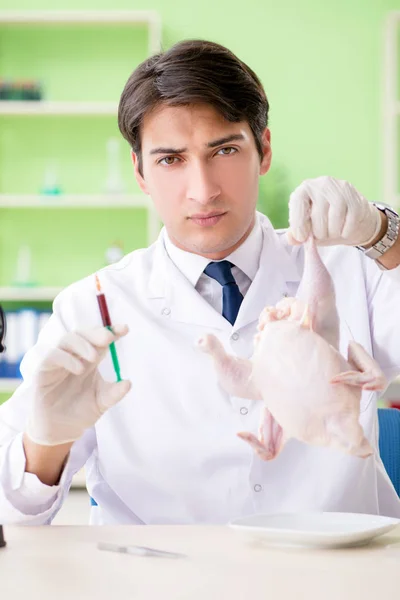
left=189, top=212, right=227, bottom=227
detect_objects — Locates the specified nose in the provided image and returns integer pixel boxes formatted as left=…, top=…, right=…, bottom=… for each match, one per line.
left=186, top=161, right=221, bottom=205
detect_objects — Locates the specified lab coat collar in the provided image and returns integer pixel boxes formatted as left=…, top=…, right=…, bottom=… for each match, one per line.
left=149, top=234, right=228, bottom=330
left=223, top=215, right=263, bottom=282
left=233, top=214, right=301, bottom=330
left=162, top=232, right=211, bottom=289
left=162, top=215, right=263, bottom=288
left=147, top=212, right=301, bottom=331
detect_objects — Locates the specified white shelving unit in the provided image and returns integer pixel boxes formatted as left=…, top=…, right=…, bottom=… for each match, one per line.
left=0, top=378, right=21, bottom=393
left=0, top=11, right=162, bottom=246
left=0, top=193, right=160, bottom=244
left=0, top=10, right=162, bottom=55
left=0, top=101, right=117, bottom=116
left=0, top=194, right=160, bottom=246
left=383, top=12, right=400, bottom=209
left=0, top=286, right=63, bottom=301
left=0, top=11, right=162, bottom=117
left=0, top=194, right=150, bottom=208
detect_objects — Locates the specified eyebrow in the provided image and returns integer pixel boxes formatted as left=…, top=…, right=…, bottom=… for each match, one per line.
left=149, top=133, right=246, bottom=155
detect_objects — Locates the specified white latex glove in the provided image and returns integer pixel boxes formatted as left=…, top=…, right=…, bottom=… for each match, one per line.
left=287, top=176, right=382, bottom=247
left=26, top=325, right=131, bottom=446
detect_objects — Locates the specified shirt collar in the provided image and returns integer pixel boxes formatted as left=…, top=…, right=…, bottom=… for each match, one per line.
left=163, top=213, right=263, bottom=287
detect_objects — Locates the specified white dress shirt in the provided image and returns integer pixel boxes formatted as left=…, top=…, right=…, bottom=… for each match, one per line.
left=164, top=217, right=263, bottom=313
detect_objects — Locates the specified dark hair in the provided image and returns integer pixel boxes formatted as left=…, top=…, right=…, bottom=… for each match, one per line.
left=118, top=39, right=269, bottom=176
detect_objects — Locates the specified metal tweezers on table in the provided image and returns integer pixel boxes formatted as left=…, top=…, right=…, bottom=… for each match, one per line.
left=97, top=541, right=187, bottom=558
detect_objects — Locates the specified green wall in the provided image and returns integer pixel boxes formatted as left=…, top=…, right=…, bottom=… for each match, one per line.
left=0, top=0, right=399, bottom=286
left=1, top=0, right=399, bottom=193
left=0, top=1, right=399, bottom=404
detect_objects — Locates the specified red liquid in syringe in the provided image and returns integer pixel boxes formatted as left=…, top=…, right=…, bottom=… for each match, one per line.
left=95, top=274, right=112, bottom=327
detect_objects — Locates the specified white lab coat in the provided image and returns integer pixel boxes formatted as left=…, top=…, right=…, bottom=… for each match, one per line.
left=1, top=212, right=400, bottom=525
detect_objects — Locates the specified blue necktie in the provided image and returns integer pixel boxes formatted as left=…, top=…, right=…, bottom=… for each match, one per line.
left=204, top=261, right=244, bottom=325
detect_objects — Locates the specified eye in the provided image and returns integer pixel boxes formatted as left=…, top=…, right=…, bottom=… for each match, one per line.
left=217, top=147, right=237, bottom=156
left=158, top=156, right=179, bottom=166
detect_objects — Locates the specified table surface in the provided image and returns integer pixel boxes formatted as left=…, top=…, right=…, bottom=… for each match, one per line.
left=1, top=524, right=400, bottom=600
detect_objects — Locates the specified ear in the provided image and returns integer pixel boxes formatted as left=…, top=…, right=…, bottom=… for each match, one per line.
left=131, top=150, right=149, bottom=195
left=259, top=128, right=272, bottom=175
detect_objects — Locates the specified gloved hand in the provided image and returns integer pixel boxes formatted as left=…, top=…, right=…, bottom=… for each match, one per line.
left=287, top=176, right=382, bottom=247
left=26, top=325, right=131, bottom=446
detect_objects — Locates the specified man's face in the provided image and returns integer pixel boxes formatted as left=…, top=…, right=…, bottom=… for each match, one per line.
left=132, top=103, right=271, bottom=259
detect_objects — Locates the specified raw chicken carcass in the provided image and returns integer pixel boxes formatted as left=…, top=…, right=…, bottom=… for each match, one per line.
left=198, top=236, right=386, bottom=460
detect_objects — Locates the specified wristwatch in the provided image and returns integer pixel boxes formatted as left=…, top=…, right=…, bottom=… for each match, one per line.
left=356, top=202, right=400, bottom=266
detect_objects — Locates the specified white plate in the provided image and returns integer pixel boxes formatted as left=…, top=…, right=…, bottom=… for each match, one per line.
left=229, top=512, right=400, bottom=549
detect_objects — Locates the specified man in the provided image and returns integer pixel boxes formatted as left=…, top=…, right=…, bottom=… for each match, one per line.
left=1, top=40, right=400, bottom=525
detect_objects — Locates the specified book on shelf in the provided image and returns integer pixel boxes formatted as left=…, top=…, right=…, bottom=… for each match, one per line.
left=0, top=308, right=51, bottom=379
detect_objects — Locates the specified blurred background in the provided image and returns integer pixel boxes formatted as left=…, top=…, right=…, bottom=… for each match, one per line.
left=0, top=0, right=399, bottom=521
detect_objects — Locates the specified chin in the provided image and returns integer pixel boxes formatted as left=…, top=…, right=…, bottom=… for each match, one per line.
left=191, top=234, right=242, bottom=257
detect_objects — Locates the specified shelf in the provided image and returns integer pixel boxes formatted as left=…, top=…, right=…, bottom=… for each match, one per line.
left=384, top=14, right=400, bottom=207
left=0, top=287, right=62, bottom=301
left=0, top=10, right=160, bottom=25
left=0, top=194, right=151, bottom=208
left=0, top=10, right=162, bottom=55
left=0, top=101, right=117, bottom=116
left=0, top=378, right=21, bottom=393
left=0, top=193, right=161, bottom=243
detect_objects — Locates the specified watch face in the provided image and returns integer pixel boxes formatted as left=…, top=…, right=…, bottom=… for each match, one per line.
left=373, top=202, right=399, bottom=216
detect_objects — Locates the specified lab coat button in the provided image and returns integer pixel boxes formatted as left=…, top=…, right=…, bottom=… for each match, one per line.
left=240, top=407, right=248, bottom=415
left=162, top=307, right=171, bottom=316
left=253, top=484, right=263, bottom=492
left=231, top=332, right=240, bottom=341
